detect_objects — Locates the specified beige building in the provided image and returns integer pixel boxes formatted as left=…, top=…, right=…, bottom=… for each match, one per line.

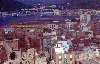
left=54, top=51, right=76, bottom=64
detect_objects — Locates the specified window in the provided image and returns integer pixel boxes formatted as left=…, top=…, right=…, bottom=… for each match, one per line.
left=10, top=52, right=16, bottom=60
left=84, top=15, right=87, bottom=22
left=54, top=25, right=55, bottom=27
left=98, top=50, right=100, bottom=52
left=52, top=25, right=53, bottom=29
left=98, top=29, right=100, bottom=33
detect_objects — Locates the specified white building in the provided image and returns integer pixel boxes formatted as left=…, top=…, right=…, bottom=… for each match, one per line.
left=80, top=13, right=92, bottom=32
left=4, top=28, right=14, bottom=34
left=55, top=40, right=70, bottom=52
left=54, top=40, right=74, bottom=64
left=65, top=21, right=77, bottom=31
left=43, top=32, right=52, bottom=36
left=42, top=9, right=54, bottom=16
left=52, top=31, right=57, bottom=35
left=53, top=9, right=61, bottom=16
left=96, top=48, right=100, bottom=57
left=80, top=13, right=91, bottom=24
left=47, top=24, right=59, bottom=30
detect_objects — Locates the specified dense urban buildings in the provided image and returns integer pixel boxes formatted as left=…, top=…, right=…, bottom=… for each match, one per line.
left=0, top=0, right=100, bottom=64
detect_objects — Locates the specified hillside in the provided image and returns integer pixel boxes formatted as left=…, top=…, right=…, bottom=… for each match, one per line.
left=68, top=0, right=100, bottom=9
left=17, top=0, right=100, bottom=9
left=0, top=0, right=32, bottom=11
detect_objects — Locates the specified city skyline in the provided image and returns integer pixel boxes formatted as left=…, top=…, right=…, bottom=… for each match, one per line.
left=0, top=0, right=100, bottom=64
